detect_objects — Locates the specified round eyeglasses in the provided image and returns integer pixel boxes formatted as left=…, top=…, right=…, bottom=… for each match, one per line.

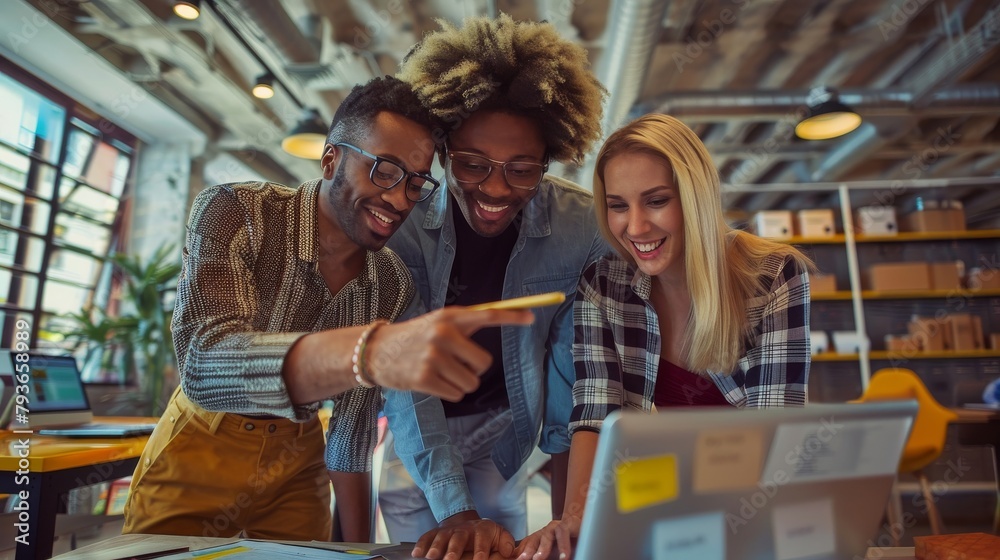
left=446, top=147, right=548, bottom=190
left=336, top=142, right=440, bottom=202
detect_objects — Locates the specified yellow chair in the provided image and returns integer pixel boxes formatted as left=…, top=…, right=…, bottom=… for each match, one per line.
left=854, top=368, right=958, bottom=540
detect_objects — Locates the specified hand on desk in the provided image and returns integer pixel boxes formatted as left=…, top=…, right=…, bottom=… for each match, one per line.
left=411, top=511, right=515, bottom=560
left=513, top=515, right=582, bottom=560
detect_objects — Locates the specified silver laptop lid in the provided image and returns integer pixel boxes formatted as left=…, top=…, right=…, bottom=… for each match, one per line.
left=575, top=402, right=917, bottom=560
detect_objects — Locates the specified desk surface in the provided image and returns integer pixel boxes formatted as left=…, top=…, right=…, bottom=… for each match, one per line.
left=953, top=406, right=1000, bottom=423
left=51, top=534, right=919, bottom=560
left=0, top=417, right=154, bottom=472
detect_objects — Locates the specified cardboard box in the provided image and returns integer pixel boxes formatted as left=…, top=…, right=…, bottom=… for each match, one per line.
left=866, top=262, right=931, bottom=291
left=929, top=261, right=965, bottom=290
left=797, top=209, right=836, bottom=237
left=832, top=331, right=867, bottom=354
left=809, top=273, right=837, bottom=293
left=855, top=206, right=897, bottom=235
left=900, top=200, right=966, bottom=232
left=990, top=333, right=1000, bottom=350
left=945, top=313, right=977, bottom=351
left=908, top=316, right=947, bottom=352
left=967, top=267, right=1000, bottom=290
left=753, top=210, right=794, bottom=239
left=885, top=334, right=917, bottom=353
left=809, top=331, right=829, bottom=355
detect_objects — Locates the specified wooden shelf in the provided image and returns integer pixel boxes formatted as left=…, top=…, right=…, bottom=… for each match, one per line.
left=768, top=230, right=1000, bottom=244
left=856, top=229, right=1000, bottom=242
left=812, top=350, right=1000, bottom=362
left=784, top=235, right=846, bottom=245
left=811, top=291, right=855, bottom=301
left=812, top=289, right=1000, bottom=300
left=812, top=353, right=860, bottom=362
left=870, top=350, right=1000, bottom=360
left=860, top=289, right=1000, bottom=300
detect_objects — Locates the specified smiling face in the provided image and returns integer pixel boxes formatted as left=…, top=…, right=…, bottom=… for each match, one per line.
left=445, top=110, right=546, bottom=238
left=319, top=111, right=436, bottom=251
left=604, top=151, right=685, bottom=279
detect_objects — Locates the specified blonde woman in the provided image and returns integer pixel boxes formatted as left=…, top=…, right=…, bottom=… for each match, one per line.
left=517, top=114, right=815, bottom=559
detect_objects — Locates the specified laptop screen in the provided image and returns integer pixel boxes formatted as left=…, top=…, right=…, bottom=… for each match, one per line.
left=25, top=354, right=90, bottom=413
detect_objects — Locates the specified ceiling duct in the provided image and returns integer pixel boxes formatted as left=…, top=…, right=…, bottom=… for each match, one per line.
left=596, top=0, right=671, bottom=135
left=810, top=7, right=1000, bottom=183
left=569, top=0, right=669, bottom=186
left=637, top=84, right=1000, bottom=120
left=908, top=6, right=1000, bottom=105
left=223, top=0, right=319, bottom=63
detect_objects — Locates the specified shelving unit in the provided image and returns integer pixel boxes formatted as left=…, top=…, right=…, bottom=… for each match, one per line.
left=814, top=350, right=1000, bottom=362
left=725, top=177, right=1000, bottom=397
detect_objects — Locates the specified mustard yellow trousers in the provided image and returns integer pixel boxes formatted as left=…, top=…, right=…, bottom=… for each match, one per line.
left=123, top=388, right=331, bottom=540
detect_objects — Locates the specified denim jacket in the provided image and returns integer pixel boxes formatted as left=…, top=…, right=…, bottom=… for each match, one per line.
left=383, top=175, right=609, bottom=522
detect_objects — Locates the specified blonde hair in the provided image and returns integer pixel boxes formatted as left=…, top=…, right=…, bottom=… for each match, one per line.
left=397, top=14, right=606, bottom=164
left=593, top=114, right=815, bottom=373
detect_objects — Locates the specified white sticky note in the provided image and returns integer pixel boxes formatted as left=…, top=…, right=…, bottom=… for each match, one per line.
left=694, top=428, right=765, bottom=493
left=651, top=511, right=725, bottom=560
left=772, top=499, right=836, bottom=560
left=761, top=417, right=910, bottom=485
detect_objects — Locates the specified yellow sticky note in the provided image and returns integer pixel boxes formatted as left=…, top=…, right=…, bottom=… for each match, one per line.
left=615, top=454, right=678, bottom=513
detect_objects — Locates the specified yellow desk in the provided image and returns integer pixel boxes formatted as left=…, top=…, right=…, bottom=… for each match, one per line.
left=51, top=534, right=918, bottom=560
left=0, top=419, right=154, bottom=560
left=52, top=534, right=407, bottom=560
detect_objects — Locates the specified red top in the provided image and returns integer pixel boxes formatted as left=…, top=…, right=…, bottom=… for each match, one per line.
left=653, top=359, right=730, bottom=407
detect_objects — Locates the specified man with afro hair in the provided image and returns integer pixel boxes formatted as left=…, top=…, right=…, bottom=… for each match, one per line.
left=325, top=14, right=609, bottom=560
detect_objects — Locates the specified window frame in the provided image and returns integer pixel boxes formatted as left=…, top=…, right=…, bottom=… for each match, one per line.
left=0, top=56, right=138, bottom=382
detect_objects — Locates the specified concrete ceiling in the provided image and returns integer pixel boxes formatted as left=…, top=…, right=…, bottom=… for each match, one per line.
left=10, top=0, right=1000, bottom=226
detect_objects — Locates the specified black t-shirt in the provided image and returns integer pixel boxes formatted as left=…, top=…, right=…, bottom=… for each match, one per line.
left=441, top=203, right=519, bottom=417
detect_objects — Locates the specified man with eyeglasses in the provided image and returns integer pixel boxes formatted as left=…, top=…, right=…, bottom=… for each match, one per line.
left=326, top=15, right=609, bottom=559
left=123, top=76, right=535, bottom=542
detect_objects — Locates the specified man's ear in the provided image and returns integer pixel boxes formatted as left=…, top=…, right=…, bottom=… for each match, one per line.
left=321, top=143, right=340, bottom=180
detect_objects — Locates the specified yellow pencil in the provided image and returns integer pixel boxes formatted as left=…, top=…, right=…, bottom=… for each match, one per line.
left=467, top=291, right=566, bottom=311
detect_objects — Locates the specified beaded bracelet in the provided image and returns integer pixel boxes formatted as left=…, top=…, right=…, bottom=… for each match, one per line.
left=352, top=320, right=388, bottom=388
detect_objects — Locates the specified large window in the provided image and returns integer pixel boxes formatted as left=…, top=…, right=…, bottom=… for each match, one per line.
left=0, top=60, right=136, bottom=369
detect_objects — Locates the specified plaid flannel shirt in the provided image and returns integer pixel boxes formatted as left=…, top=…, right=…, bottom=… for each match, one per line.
left=569, top=252, right=810, bottom=434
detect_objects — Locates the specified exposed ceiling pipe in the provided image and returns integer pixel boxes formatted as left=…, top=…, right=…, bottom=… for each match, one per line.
left=909, top=5, right=1000, bottom=105
left=569, top=0, right=670, bottom=187
left=808, top=123, right=884, bottom=183
left=810, top=7, right=1000, bottom=182
left=636, top=84, right=1000, bottom=118
left=596, top=0, right=671, bottom=135
left=224, top=0, right=319, bottom=63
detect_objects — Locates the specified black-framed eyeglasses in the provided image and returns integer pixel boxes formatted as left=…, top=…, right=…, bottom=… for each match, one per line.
left=336, top=142, right=440, bottom=202
left=446, top=144, right=548, bottom=190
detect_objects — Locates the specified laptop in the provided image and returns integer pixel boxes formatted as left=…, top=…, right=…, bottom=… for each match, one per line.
left=12, top=353, right=157, bottom=437
left=575, top=401, right=917, bottom=560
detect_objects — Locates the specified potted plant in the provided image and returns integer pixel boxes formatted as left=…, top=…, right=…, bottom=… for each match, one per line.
left=62, top=243, right=182, bottom=416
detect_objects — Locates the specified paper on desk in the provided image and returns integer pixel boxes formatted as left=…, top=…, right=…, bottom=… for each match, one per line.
left=58, top=535, right=232, bottom=560
left=158, top=540, right=380, bottom=560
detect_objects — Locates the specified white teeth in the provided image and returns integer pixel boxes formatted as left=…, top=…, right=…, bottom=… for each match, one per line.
left=477, top=200, right=509, bottom=213
left=369, top=209, right=393, bottom=225
left=633, top=239, right=664, bottom=253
